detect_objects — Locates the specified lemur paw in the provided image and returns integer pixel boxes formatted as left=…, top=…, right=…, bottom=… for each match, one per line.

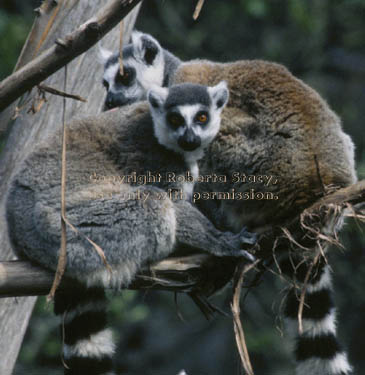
left=239, top=226, right=257, bottom=246
left=230, top=226, right=257, bottom=262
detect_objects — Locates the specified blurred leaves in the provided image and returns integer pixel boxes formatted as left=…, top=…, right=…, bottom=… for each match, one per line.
left=244, top=0, right=268, bottom=18
left=0, top=10, right=32, bottom=79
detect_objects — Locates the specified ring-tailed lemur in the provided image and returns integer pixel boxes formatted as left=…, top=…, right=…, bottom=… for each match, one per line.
left=172, top=59, right=356, bottom=375
left=99, top=31, right=181, bottom=110
left=6, top=82, right=256, bottom=375
left=99, top=32, right=356, bottom=374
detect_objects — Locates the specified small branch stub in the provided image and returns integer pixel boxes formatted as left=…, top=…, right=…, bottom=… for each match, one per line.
left=119, top=21, right=124, bottom=75
left=193, top=0, right=205, bottom=20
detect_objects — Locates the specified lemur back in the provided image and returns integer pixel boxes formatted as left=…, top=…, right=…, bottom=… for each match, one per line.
left=6, top=83, right=255, bottom=375
left=173, top=59, right=356, bottom=375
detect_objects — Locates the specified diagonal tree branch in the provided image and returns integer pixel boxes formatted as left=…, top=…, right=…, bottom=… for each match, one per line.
left=0, top=0, right=142, bottom=112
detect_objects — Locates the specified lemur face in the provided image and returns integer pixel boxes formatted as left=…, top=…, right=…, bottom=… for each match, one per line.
left=148, top=82, right=229, bottom=158
left=99, top=32, right=165, bottom=110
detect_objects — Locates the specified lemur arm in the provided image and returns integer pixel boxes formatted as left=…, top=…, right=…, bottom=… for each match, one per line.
left=173, top=200, right=256, bottom=261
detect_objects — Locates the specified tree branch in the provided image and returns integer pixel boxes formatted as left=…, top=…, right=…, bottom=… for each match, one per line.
left=0, top=0, right=142, bottom=112
left=256, top=179, right=365, bottom=259
left=0, top=254, right=213, bottom=298
left=0, top=180, right=364, bottom=298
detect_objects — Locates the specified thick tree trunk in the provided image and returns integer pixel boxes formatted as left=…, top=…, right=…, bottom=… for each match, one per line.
left=0, top=2, right=141, bottom=374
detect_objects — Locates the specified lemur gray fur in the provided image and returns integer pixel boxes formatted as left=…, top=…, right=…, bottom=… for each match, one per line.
left=99, top=31, right=181, bottom=110
left=6, top=82, right=256, bottom=375
left=100, top=31, right=357, bottom=374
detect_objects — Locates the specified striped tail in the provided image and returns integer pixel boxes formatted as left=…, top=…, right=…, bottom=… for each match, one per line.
left=282, top=257, right=352, bottom=375
left=54, top=285, right=115, bottom=375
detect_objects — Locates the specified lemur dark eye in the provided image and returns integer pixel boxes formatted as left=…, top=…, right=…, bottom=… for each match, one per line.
left=116, top=68, right=133, bottom=86
left=195, top=111, right=209, bottom=125
left=102, top=79, right=109, bottom=90
left=167, top=113, right=184, bottom=129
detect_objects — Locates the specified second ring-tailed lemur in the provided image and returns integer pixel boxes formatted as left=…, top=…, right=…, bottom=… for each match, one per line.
left=6, top=82, right=255, bottom=375
left=173, top=59, right=356, bottom=375
left=99, top=31, right=181, bottom=110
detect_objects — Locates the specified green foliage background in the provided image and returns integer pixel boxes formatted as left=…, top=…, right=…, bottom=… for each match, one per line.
left=1, top=1, right=364, bottom=374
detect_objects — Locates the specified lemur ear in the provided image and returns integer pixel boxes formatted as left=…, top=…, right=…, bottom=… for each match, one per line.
left=131, top=31, right=161, bottom=65
left=147, top=86, right=169, bottom=110
left=97, top=42, right=113, bottom=65
left=208, top=81, right=229, bottom=110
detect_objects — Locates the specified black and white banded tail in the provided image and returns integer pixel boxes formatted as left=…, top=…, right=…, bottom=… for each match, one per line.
left=282, top=257, right=352, bottom=375
left=54, top=285, right=115, bottom=375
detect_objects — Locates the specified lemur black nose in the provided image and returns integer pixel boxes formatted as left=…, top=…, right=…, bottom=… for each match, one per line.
left=178, top=128, right=201, bottom=151
left=105, top=95, right=115, bottom=109
left=104, top=92, right=131, bottom=110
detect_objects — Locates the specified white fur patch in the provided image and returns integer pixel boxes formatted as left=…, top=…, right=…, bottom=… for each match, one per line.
left=179, top=104, right=222, bottom=149
left=178, top=104, right=201, bottom=125
left=137, top=60, right=164, bottom=92
left=63, top=328, right=115, bottom=359
left=307, top=265, right=332, bottom=293
left=342, top=132, right=357, bottom=183
left=98, top=44, right=113, bottom=64
left=286, top=309, right=337, bottom=338
left=208, top=80, right=229, bottom=109
left=183, top=161, right=199, bottom=200
left=153, top=200, right=176, bottom=256
left=82, top=259, right=139, bottom=289
left=188, top=161, right=199, bottom=180
left=103, top=63, right=119, bottom=91
left=183, top=181, right=194, bottom=200
left=295, top=352, right=352, bottom=375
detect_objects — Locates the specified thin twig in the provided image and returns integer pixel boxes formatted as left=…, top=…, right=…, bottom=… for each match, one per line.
left=314, top=154, right=326, bottom=195
left=281, top=227, right=311, bottom=251
left=231, top=260, right=259, bottom=375
left=47, top=65, right=69, bottom=302
left=38, top=84, right=87, bottom=102
left=61, top=312, right=70, bottom=370
left=62, top=215, right=112, bottom=273
left=193, top=0, right=205, bottom=20
left=119, top=21, right=124, bottom=75
left=46, top=67, right=109, bottom=302
left=297, top=252, right=321, bottom=334
left=174, top=293, right=187, bottom=323
left=33, top=0, right=62, bottom=59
